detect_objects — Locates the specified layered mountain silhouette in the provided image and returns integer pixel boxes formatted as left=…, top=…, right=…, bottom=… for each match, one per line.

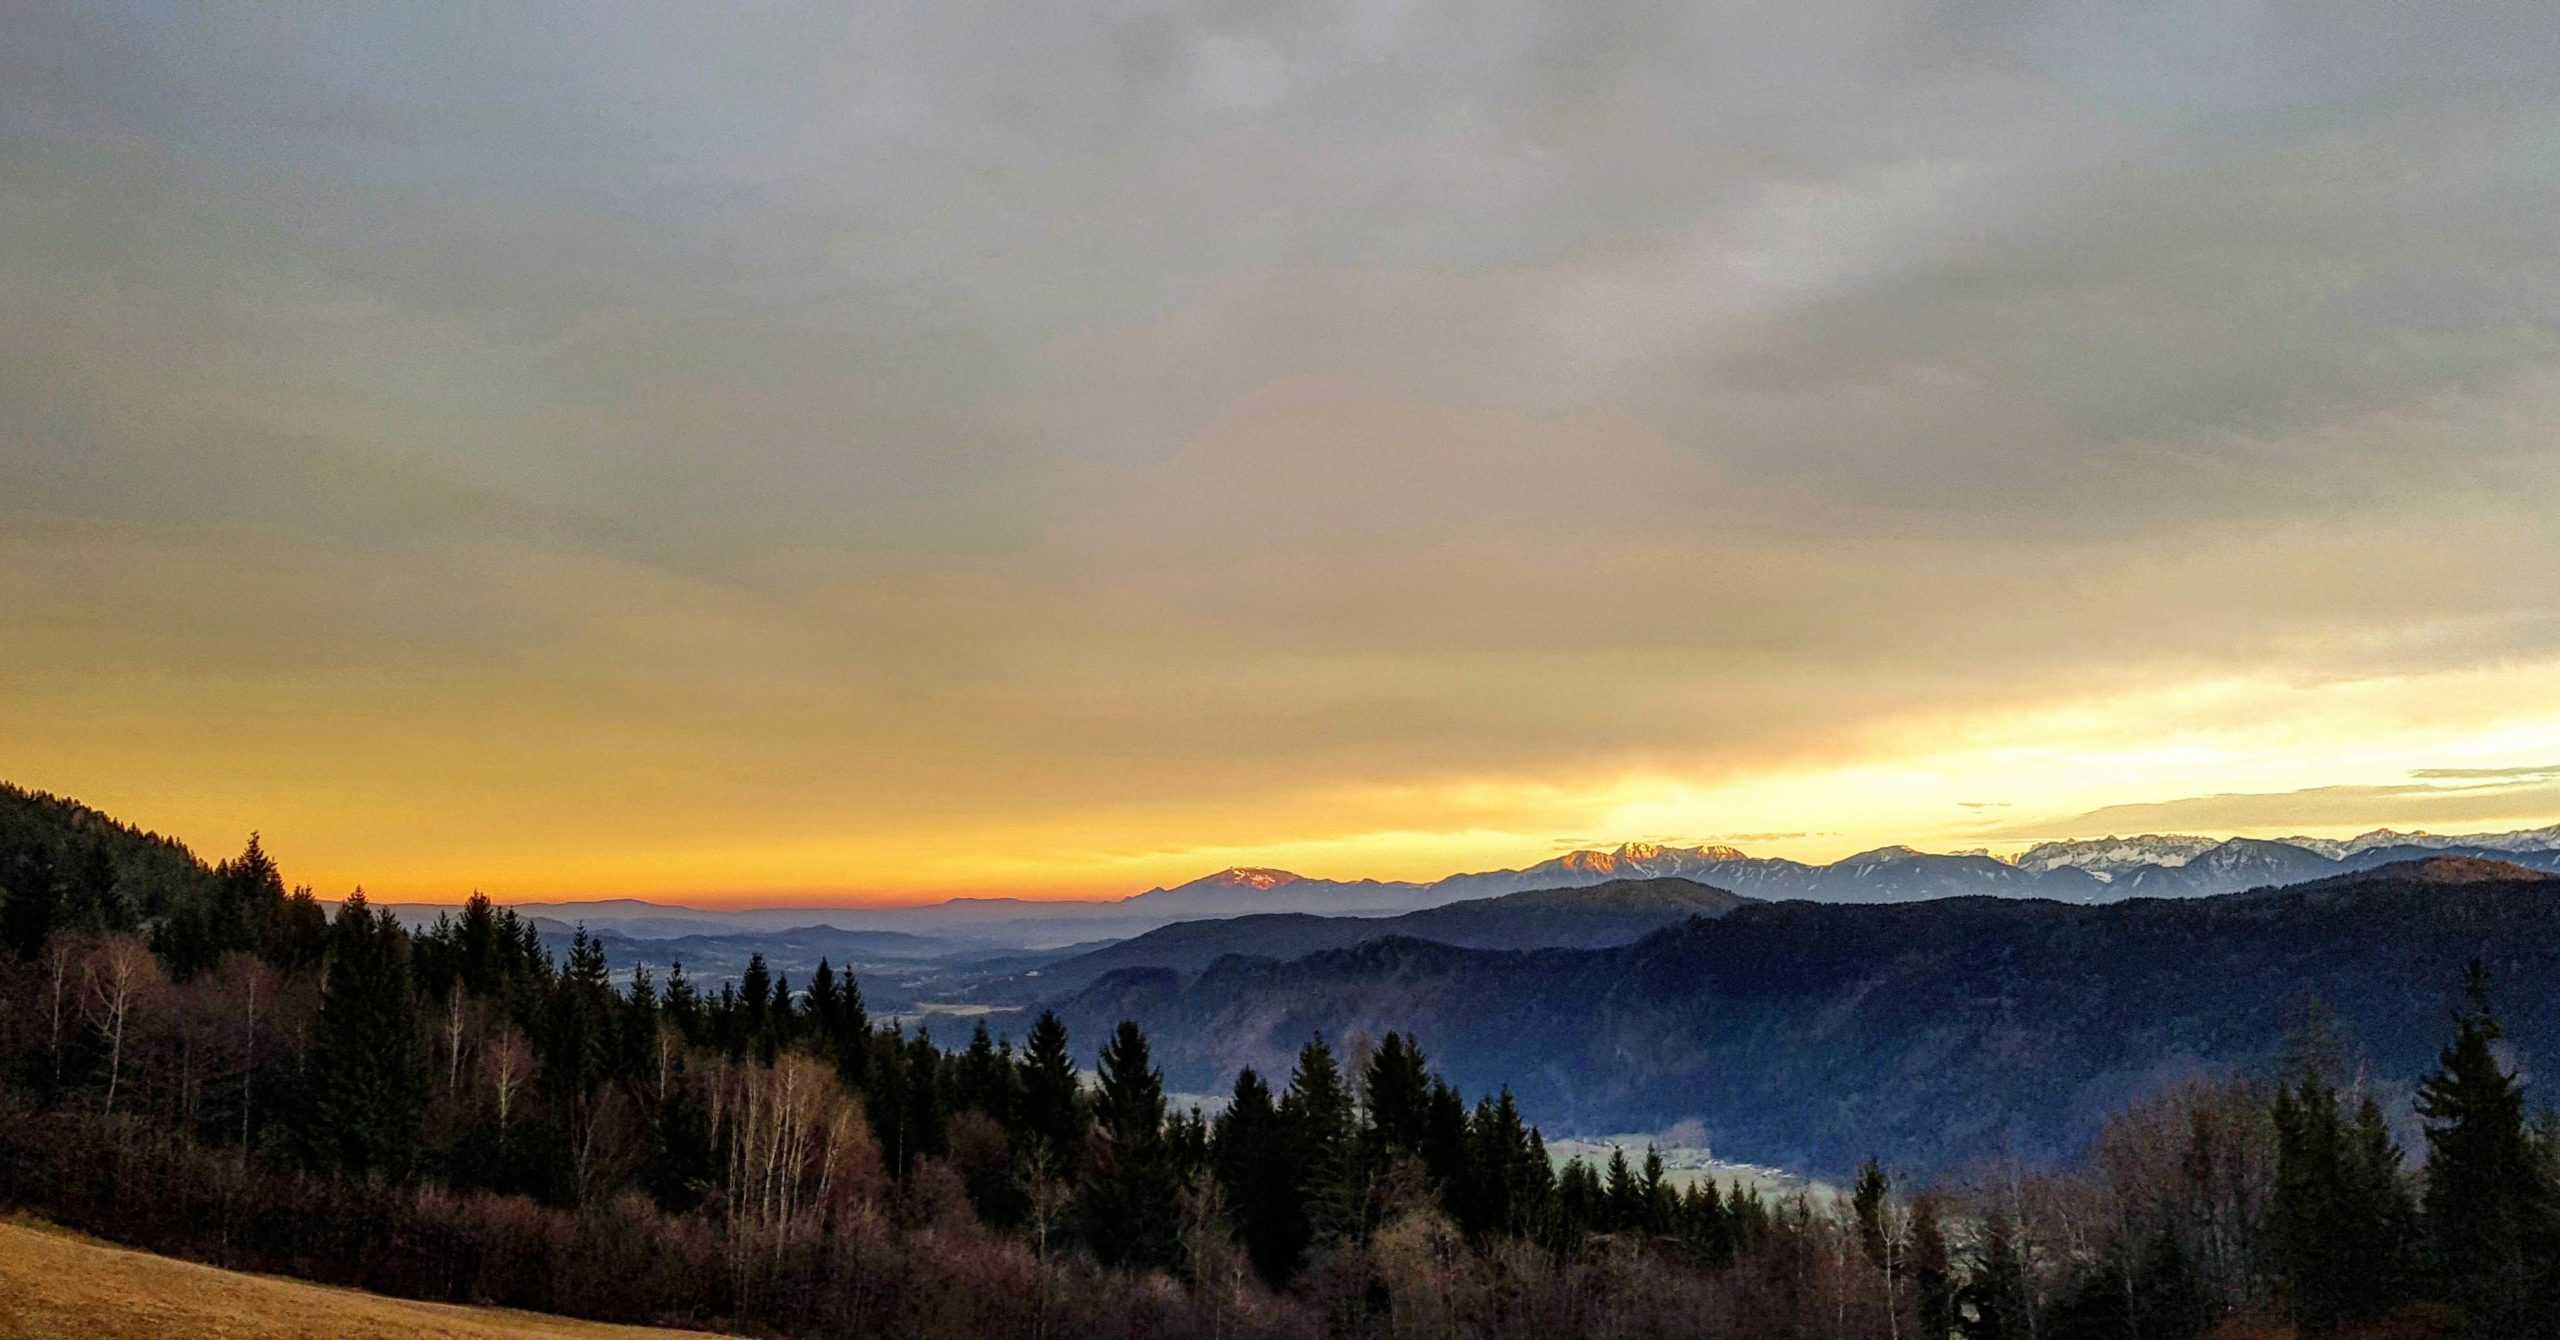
left=1055, top=859, right=2560, bottom=1176
left=1123, top=832, right=2560, bottom=921
left=1016, top=876, right=1747, bottom=996
left=16, top=779, right=2560, bottom=1183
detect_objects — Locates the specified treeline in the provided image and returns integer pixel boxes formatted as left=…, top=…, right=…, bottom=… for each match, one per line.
left=3, top=788, right=2560, bottom=1338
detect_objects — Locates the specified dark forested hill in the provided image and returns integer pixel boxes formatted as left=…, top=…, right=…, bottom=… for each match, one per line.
left=0, top=783, right=219, bottom=951
left=1056, top=862, right=2560, bottom=1176
left=1023, top=877, right=1749, bottom=994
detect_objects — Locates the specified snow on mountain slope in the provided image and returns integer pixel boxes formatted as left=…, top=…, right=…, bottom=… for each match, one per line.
left=2323, top=824, right=2560, bottom=855
left=1118, top=823, right=2560, bottom=920
left=2014, top=834, right=2225, bottom=877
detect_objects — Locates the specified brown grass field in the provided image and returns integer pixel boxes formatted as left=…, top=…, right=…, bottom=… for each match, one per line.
left=0, top=1218, right=720, bottom=1340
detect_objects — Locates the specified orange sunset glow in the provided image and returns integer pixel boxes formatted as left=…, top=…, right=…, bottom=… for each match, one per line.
left=8, top=7, right=2560, bottom=905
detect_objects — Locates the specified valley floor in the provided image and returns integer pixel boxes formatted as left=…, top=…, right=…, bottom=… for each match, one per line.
left=0, top=1218, right=720, bottom=1340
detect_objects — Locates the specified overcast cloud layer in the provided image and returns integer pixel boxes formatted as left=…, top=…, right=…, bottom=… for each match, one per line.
left=7, top=2, right=2559, bottom=898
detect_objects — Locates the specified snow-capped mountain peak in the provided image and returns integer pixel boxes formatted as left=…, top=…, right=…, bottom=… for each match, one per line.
left=1197, top=867, right=1300, bottom=891
left=2014, top=834, right=2225, bottom=875
left=2328, top=824, right=2560, bottom=855
left=1545, top=842, right=1751, bottom=877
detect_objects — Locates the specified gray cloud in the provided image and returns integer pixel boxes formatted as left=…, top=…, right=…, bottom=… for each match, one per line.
left=2410, top=765, right=2560, bottom=782
left=1991, top=783, right=2560, bottom=843
left=7, top=2, right=2560, bottom=887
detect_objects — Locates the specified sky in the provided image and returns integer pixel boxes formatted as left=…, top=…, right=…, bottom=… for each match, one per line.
left=6, top=2, right=2559, bottom=903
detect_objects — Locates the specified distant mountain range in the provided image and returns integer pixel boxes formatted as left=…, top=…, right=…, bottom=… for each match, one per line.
left=17, top=769, right=2557, bottom=948
left=372, top=825, right=2560, bottom=947
left=17, top=778, right=2560, bottom=1180
left=1055, top=857, right=2560, bottom=1176
left=996, top=876, right=1748, bottom=999
left=1128, top=830, right=2560, bottom=919
left=2014, top=823, right=2560, bottom=875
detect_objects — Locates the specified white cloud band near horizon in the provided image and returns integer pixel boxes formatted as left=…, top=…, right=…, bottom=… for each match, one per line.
left=5, top=2, right=2558, bottom=899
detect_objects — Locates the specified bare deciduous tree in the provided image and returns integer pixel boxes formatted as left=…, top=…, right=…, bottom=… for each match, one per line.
left=1020, top=1138, right=1074, bottom=1340
left=79, top=933, right=159, bottom=1118
left=717, top=1053, right=863, bottom=1304
left=41, top=934, right=77, bottom=1091
left=216, top=952, right=274, bottom=1158
left=482, top=1024, right=536, bottom=1154
left=443, top=983, right=470, bottom=1099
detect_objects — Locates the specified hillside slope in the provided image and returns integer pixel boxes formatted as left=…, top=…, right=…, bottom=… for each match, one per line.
left=0, top=783, right=218, bottom=929
left=1056, top=866, right=2560, bottom=1177
left=1021, top=877, right=1747, bottom=994
left=0, top=1218, right=720, bottom=1340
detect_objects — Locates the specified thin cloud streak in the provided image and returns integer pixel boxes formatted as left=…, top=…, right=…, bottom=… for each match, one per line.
left=4, top=3, right=2559, bottom=895
left=1989, top=783, right=2560, bottom=844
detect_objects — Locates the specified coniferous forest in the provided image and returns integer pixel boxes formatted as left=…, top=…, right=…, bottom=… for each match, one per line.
left=6, top=783, right=2560, bottom=1339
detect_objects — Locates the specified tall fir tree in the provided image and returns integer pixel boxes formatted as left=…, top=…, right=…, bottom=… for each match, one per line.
left=1363, top=1031, right=1432, bottom=1158
left=2416, top=963, right=2556, bottom=1336
left=955, top=1020, right=1013, bottom=1122
left=307, top=891, right=426, bottom=1179
left=1213, top=1066, right=1300, bottom=1286
left=1016, top=1010, right=1085, bottom=1179
left=1282, top=1036, right=1363, bottom=1249
left=1640, top=1144, right=1672, bottom=1235
left=662, top=960, right=701, bottom=1041
left=900, top=1028, right=948, bottom=1166
left=805, top=959, right=842, bottom=1047
left=1853, top=1158, right=1892, bottom=1273
left=1084, top=1020, right=1178, bottom=1270
left=1602, top=1147, right=1640, bottom=1233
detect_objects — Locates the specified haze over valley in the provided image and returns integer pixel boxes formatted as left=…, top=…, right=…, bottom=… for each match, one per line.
left=11, top=0, right=2560, bottom=1335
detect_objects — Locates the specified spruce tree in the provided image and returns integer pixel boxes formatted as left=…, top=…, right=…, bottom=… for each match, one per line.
left=543, top=926, right=614, bottom=1103
left=900, top=1028, right=947, bottom=1164
left=620, top=961, right=659, bottom=1081
left=739, top=953, right=772, bottom=1056
left=1687, top=1179, right=1735, bottom=1268
left=454, top=891, right=500, bottom=994
left=2341, top=1095, right=2419, bottom=1325
left=1558, top=1156, right=1601, bottom=1244
left=1017, top=1010, right=1084, bottom=1177
left=308, top=891, right=426, bottom=1179
left=662, top=961, right=701, bottom=1042
left=1363, top=1031, right=1431, bottom=1157
left=829, top=964, right=870, bottom=1093
left=871, top=1030, right=913, bottom=1175
left=1420, top=1076, right=1470, bottom=1190
left=805, top=960, right=842, bottom=1045
left=955, top=1020, right=1012, bottom=1122
left=1084, top=1020, right=1177, bottom=1270
left=1283, top=1036, right=1363, bottom=1247
left=2273, top=1072, right=2350, bottom=1332
left=1455, top=1089, right=1547, bottom=1241
left=1213, top=1066, right=1300, bottom=1286
left=1602, top=1147, right=1640, bottom=1233
left=1641, top=1144, right=1672, bottom=1234
left=2416, top=963, right=2551, bottom=1336
left=2272, top=1065, right=2417, bottom=1334
left=767, top=973, right=794, bottom=1052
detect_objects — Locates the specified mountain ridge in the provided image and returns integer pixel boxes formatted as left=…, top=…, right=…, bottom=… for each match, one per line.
left=1054, top=860, right=2560, bottom=1176
left=1009, top=876, right=1751, bottom=996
